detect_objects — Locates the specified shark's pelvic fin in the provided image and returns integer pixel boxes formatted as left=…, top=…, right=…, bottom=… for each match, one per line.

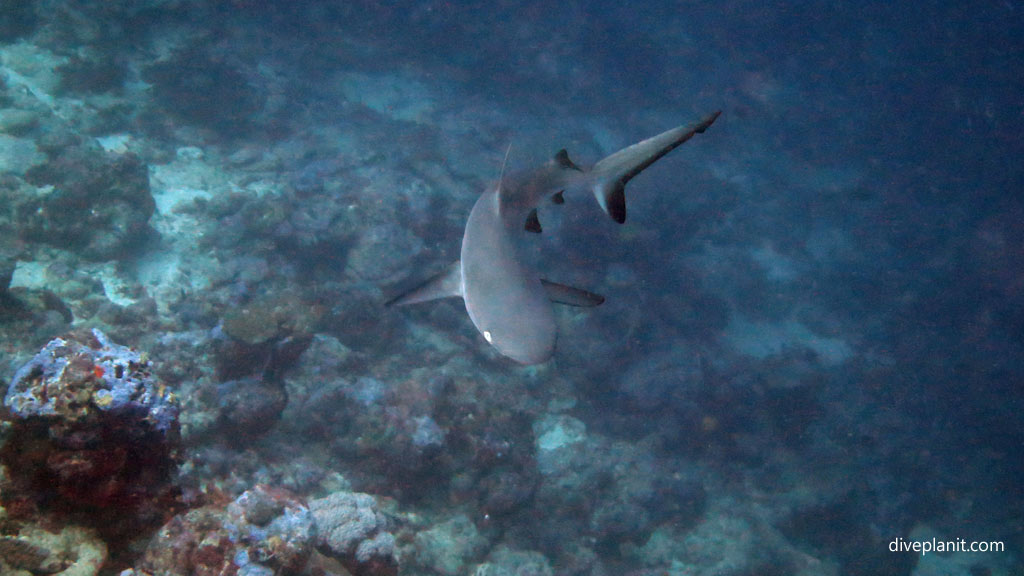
left=541, top=280, right=605, bottom=307
left=386, top=260, right=463, bottom=307
left=551, top=190, right=565, bottom=205
left=590, top=110, right=721, bottom=223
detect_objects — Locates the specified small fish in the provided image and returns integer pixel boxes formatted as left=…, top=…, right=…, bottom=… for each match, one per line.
left=389, top=111, right=721, bottom=364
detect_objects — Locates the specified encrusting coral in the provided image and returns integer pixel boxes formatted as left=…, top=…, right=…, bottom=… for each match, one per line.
left=1, top=328, right=181, bottom=552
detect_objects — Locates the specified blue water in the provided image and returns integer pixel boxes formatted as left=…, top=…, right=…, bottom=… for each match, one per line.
left=0, top=1, right=1021, bottom=575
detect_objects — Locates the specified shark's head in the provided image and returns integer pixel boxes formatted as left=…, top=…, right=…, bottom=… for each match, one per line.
left=471, top=307, right=557, bottom=364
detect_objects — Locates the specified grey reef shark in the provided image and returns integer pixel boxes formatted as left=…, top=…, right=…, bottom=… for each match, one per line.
left=388, top=110, right=721, bottom=365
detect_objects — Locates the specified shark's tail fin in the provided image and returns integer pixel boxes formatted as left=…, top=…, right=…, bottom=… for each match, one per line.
left=588, top=110, right=720, bottom=223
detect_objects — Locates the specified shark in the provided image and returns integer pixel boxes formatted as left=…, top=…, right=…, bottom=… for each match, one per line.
left=388, top=111, right=721, bottom=364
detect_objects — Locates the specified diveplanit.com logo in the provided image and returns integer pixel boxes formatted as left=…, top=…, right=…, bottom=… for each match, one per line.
left=889, top=537, right=1005, bottom=556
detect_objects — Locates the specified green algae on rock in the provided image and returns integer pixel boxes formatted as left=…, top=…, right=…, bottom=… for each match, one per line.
left=222, top=294, right=320, bottom=346
left=0, top=524, right=107, bottom=576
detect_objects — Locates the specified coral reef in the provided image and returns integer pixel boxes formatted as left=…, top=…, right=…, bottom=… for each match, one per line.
left=213, top=375, right=289, bottom=439
left=0, top=3, right=1019, bottom=576
left=210, top=293, right=318, bottom=439
left=221, top=294, right=319, bottom=348
left=18, top=145, right=156, bottom=260
left=0, top=536, right=52, bottom=573
left=0, top=133, right=44, bottom=174
left=131, top=485, right=314, bottom=576
left=473, top=546, right=554, bottom=576
left=412, top=514, right=486, bottom=576
left=4, top=328, right=178, bottom=429
left=308, top=491, right=398, bottom=576
left=1, top=328, right=181, bottom=549
left=126, top=486, right=400, bottom=576
left=0, top=523, right=107, bottom=576
left=141, top=46, right=266, bottom=136
left=55, top=55, right=127, bottom=96
left=0, top=0, right=38, bottom=41
left=630, top=495, right=847, bottom=576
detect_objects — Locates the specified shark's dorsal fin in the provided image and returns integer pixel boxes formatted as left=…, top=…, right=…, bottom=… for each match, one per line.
left=386, top=260, right=463, bottom=307
left=541, top=279, right=604, bottom=307
left=525, top=208, right=542, bottom=233
left=553, top=149, right=582, bottom=171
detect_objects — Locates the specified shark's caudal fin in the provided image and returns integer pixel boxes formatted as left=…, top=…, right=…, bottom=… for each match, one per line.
left=589, top=110, right=721, bottom=223
left=386, top=260, right=463, bottom=307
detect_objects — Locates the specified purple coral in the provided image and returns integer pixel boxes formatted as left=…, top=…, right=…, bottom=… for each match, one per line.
left=0, top=328, right=181, bottom=550
left=5, top=328, right=179, bottom=432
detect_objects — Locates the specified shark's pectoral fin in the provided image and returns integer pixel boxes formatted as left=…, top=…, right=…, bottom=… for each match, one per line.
left=525, top=209, right=543, bottom=233
left=386, top=260, right=463, bottom=307
left=541, top=279, right=605, bottom=307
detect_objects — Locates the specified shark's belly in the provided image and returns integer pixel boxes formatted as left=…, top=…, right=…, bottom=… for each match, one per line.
left=461, top=191, right=556, bottom=364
